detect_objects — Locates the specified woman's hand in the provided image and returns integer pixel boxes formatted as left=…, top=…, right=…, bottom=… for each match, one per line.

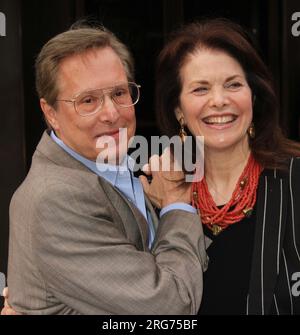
left=139, top=148, right=192, bottom=208
left=1, top=287, right=20, bottom=315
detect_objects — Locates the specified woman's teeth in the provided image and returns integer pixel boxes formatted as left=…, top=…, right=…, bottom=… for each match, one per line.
left=203, top=115, right=237, bottom=125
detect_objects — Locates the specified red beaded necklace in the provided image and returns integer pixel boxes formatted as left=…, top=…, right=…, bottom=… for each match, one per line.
left=192, top=154, right=263, bottom=235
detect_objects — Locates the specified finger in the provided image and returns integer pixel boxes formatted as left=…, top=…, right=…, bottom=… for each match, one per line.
left=8, top=308, right=20, bottom=315
left=141, top=163, right=151, bottom=176
left=162, top=146, right=175, bottom=161
left=4, top=298, right=9, bottom=308
left=1, top=307, right=19, bottom=316
left=149, top=154, right=160, bottom=173
left=148, top=199, right=162, bottom=209
left=160, top=147, right=171, bottom=172
left=162, top=146, right=171, bottom=158
left=140, top=175, right=163, bottom=208
left=2, top=287, right=8, bottom=298
left=139, top=175, right=150, bottom=194
left=162, top=147, right=184, bottom=173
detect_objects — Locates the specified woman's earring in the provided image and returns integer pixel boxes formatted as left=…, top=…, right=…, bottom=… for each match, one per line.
left=248, top=122, right=255, bottom=139
left=179, top=117, right=187, bottom=142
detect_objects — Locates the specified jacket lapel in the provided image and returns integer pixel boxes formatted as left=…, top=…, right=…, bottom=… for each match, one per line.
left=247, top=169, right=288, bottom=314
left=144, top=194, right=159, bottom=232
left=98, top=176, right=149, bottom=251
left=38, top=131, right=150, bottom=251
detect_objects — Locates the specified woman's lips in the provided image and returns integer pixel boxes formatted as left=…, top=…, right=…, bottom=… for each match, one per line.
left=202, top=114, right=238, bottom=130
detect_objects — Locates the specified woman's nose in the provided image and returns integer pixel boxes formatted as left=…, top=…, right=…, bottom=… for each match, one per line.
left=209, top=87, right=229, bottom=109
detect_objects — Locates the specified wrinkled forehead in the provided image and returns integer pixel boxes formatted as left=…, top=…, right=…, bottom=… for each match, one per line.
left=56, top=47, right=127, bottom=97
left=74, top=82, right=131, bottom=98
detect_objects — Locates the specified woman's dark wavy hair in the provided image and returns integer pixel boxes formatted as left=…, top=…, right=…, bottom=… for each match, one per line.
left=155, top=18, right=300, bottom=170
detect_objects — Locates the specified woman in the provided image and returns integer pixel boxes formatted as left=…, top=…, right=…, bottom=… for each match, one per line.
left=152, top=18, right=300, bottom=315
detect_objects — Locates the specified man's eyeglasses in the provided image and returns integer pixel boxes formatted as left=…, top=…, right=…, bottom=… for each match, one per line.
left=56, top=82, right=141, bottom=117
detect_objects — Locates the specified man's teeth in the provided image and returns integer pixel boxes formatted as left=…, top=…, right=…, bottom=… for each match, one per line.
left=204, top=115, right=237, bottom=124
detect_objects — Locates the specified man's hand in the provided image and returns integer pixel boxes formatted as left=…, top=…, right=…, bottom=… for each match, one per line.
left=139, top=148, right=192, bottom=208
left=1, top=287, right=20, bottom=315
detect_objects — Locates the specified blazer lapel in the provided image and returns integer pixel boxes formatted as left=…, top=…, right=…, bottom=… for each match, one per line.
left=98, top=176, right=149, bottom=251
left=247, top=170, right=288, bottom=314
left=144, top=194, right=159, bottom=232
left=39, top=131, right=150, bottom=250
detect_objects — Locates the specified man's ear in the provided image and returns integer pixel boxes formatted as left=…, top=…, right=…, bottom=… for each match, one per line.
left=40, top=98, right=59, bottom=131
left=175, top=107, right=184, bottom=123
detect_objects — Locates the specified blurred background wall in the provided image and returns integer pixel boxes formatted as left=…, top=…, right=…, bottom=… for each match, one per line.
left=0, top=0, right=299, bottom=306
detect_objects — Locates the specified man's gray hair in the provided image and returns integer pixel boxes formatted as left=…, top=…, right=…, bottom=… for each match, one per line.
left=35, top=22, right=135, bottom=107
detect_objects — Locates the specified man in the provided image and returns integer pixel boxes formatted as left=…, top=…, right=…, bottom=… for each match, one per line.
left=4, top=24, right=208, bottom=315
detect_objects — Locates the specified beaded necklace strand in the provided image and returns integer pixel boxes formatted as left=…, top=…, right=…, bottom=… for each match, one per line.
left=192, top=154, right=263, bottom=235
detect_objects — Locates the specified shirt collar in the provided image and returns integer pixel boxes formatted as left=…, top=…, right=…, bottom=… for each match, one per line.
left=50, top=131, right=134, bottom=186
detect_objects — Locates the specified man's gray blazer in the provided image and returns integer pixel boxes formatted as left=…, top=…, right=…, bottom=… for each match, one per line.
left=8, top=131, right=208, bottom=315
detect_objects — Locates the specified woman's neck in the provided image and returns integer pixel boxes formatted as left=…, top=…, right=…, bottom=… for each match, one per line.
left=204, top=142, right=251, bottom=205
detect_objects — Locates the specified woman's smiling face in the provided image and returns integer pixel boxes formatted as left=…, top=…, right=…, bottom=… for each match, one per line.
left=177, top=48, right=253, bottom=154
